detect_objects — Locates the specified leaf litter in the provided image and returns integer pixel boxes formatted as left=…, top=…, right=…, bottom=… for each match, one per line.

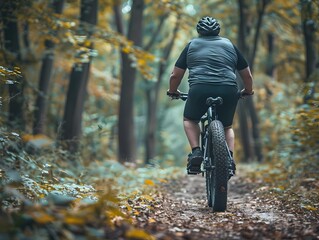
left=1, top=153, right=318, bottom=239
left=129, top=164, right=319, bottom=240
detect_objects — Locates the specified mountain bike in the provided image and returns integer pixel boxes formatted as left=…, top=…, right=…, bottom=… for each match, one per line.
left=168, top=91, right=251, bottom=212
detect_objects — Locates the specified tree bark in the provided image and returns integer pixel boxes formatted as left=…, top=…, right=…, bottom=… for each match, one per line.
left=301, top=0, right=317, bottom=80
left=237, top=0, right=253, bottom=162
left=59, top=0, right=98, bottom=152
left=264, top=33, right=274, bottom=110
left=117, top=0, right=144, bottom=163
left=249, top=0, right=269, bottom=72
left=237, top=0, right=264, bottom=162
left=266, top=33, right=275, bottom=77
left=0, top=1, right=25, bottom=129
left=33, top=0, right=64, bottom=134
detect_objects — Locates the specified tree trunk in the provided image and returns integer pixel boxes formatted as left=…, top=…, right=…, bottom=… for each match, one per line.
left=33, top=0, right=64, bottom=134
left=60, top=62, right=90, bottom=151
left=237, top=0, right=253, bottom=162
left=144, top=15, right=180, bottom=163
left=266, top=33, right=275, bottom=77
left=301, top=0, right=317, bottom=80
left=237, top=0, right=265, bottom=162
left=117, top=0, right=144, bottom=163
left=59, top=0, right=98, bottom=152
left=264, top=33, right=274, bottom=110
left=0, top=1, right=25, bottom=129
left=248, top=0, right=270, bottom=162
left=249, top=0, right=269, bottom=72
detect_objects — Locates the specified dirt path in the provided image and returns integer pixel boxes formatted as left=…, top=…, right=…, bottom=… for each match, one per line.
left=139, top=165, right=319, bottom=239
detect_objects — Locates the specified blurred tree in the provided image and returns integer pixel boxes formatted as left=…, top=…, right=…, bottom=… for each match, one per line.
left=0, top=1, right=26, bottom=129
left=33, top=0, right=65, bottom=134
left=59, top=0, right=98, bottom=152
left=114, top=0, right=144, bottom=163
left=300, top=0, right=318, bottom=102
left=300, top=0, right=317, bottom=80
left=144, top=14, right=181, bottom=164
left=265, top=33, right=275, bottom=78
left=236, top=0, right=270, bottom=162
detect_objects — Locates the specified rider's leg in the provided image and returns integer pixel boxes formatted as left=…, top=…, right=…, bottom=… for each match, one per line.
left=225, top=126, right=236, bottom=177
left=183, top=117, right=200, bottom=149
left=224, top=126, right=235, bottom=153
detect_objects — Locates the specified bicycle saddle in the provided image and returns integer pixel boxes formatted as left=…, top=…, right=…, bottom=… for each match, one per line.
left=206, top=97, right=223, bottom=106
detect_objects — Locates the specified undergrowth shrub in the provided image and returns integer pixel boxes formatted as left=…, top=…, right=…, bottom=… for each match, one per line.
left=0, top=126, right=182, bottom=239
left=288, top=98, right=319, bottom=178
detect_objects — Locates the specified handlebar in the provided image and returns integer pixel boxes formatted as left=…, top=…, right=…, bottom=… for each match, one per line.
left=167, top=90, right=254, bottom=101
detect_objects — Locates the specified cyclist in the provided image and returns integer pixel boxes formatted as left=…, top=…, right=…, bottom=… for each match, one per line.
left=167, top=16, right=254, bottom=175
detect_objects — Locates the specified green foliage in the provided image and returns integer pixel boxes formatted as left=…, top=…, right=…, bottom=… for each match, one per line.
left=250, top=81, right=319, bottom=214
left=288, top=97, right=319, bottom=178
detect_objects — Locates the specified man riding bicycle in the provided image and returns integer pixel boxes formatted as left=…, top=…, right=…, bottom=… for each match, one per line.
left=167, top=17, right=254, bottom=176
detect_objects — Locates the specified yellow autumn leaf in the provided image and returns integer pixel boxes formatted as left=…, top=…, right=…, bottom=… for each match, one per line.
left=125, top=204, right=132, bottom=212
left=122, top=46, right=131, bottom=54
left=133, top=210, right=140, bottom=215
left=31, top=212, right=55, bottom=224
left=106, top=208, right=126, bottom=219
left=137, top=58, right=146, bottom=67
left=302, top=205, right=317, bottom=211
left=83, top=40, right=92, bottom=47
left=144, top=179, right=155, bottom=186
left=64, top=216, right=85, bottom=225
left=159, top=178, right=167, bottom=183
left=140, top=195, right=154, bottom=201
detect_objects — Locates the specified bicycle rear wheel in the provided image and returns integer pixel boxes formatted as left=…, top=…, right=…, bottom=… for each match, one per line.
left=202, top=127, right=213, bottom=207
left=205, top=168, right=213, bottom=207
left=208, top=120, right=229, bottom=212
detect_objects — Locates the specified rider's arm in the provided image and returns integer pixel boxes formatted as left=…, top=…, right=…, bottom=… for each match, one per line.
left=238, top=66, right=254, bottom=94
left=233, top=44, right=254, bottom=94
left=168, top=43, right=189, bottom=93
left=168, top=66, right=186, bottom=93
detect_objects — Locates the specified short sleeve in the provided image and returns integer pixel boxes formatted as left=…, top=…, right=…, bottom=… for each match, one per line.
left=174, top=42, right=190, bottom=69
left=233, top=44, right=248, bottom=70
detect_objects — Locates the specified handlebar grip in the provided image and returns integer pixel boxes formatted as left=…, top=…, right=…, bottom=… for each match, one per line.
left=238, top=90, right=254, bottom=98
left=167, top=91, right=180, bottom=98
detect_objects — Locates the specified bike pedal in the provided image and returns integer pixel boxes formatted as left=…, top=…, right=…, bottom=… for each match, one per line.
left=187, top=167, right=201, bottom=175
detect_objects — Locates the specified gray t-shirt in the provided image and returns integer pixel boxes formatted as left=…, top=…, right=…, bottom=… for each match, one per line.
left=175, top=36, right=248, bottom=87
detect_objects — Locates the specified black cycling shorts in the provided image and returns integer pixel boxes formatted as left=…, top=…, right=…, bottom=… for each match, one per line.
left=183, top=84, right=239, bottom=128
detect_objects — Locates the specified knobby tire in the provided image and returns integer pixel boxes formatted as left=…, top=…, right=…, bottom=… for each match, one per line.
left=206, top=170, right=212, bottom=207
left=208, top=120, right=229, bottom=212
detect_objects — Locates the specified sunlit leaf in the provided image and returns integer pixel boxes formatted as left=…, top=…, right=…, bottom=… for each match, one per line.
left=301, top=205, right=317, bottom=211
left=64, top=216, right=86, bottom=225
left=144, top=179, right=155, bottom=186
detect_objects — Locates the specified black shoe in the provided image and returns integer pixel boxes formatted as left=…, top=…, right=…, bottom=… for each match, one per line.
left=228, top=158, right=236, bottom=179
left=187, top=149, right=203, bottom=174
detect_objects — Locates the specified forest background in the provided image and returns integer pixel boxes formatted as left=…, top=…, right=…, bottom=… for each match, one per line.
left=0, top=0, right=318, bottom=239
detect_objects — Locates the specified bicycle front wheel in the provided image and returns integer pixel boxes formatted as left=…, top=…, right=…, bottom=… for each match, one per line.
left=209, top=120, right=229, bottom=212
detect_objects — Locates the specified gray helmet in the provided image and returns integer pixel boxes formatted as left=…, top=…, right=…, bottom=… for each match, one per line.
left=196, top=17, right=220, bottom=36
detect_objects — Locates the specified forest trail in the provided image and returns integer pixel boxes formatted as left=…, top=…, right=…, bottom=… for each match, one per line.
left=135, top=164, right=319, bottom=240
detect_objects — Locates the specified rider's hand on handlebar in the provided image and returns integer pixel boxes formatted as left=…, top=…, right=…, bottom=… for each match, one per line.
left=240, top=88, right=254, bottom=98
left=167, top=89, right=181, bottom=99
